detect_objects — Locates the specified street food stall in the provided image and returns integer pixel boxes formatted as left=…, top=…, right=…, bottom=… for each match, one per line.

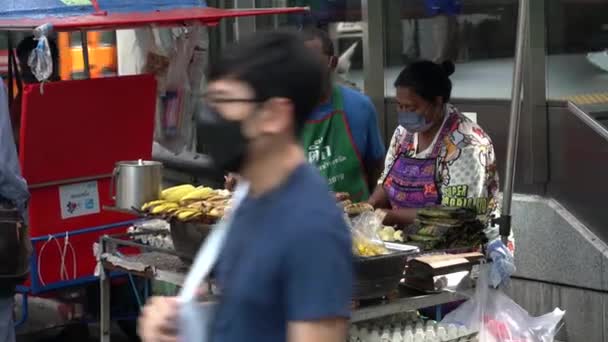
left=1, top=0, right=565, bottom=340
left=97, top=185, right=486, bottom=341
left=0, top=0, right=308, bottom=331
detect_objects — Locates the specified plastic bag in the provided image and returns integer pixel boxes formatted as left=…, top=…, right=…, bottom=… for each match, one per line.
left=351, top=211, right=388, bottom=257
left=441, top=264, right=565, bottom=342
left=28, top=24, right=54, bottom=82
left=139, top=26, right=208, bottom=154
left=486, top=239, right=516, bottom=288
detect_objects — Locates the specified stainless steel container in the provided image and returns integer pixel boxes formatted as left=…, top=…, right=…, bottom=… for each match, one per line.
left=111, top=160, right=162, bottom=210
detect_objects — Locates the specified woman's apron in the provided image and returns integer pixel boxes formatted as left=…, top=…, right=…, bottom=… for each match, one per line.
left=301, top=86, right=369, bottom=201
left=384, top=114, right=465, bottom=318
left=383, top=114, right=457, bottom=209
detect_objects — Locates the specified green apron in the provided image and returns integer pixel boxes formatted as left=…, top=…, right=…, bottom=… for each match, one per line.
left=301, top=87, right=370, bottom=201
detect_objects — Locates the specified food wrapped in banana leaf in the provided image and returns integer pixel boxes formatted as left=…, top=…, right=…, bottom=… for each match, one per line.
left=415, top=224, right=451, bottom=237
left=405, top=207, right=486, bottom=251
left=417, top=206, right=476, bottom=221
left=415, top=216, right=467, bottom=228
left=408, top=234, right=443, bottom=250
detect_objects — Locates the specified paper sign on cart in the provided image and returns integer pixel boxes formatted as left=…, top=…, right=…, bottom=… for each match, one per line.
left=59, top=181, right=101, bottom=219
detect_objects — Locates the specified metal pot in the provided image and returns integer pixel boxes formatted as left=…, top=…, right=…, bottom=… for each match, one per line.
left=111, top=160, right=162, bottom=210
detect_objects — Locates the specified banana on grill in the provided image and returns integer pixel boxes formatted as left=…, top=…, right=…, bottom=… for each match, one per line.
left=175, top=208, right=203, bottom=221
left=161, top=184, right=196, bottom=202
left=179, top=187, right=215, bottom=204
left=141, top=200, right=169, bottom=211
left=150, top=202, right=180, bottom=214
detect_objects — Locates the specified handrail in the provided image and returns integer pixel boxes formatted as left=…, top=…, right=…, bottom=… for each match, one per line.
left=567, top=101, right=608, bottom=142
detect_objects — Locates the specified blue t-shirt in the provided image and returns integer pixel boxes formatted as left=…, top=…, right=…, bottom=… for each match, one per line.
left=211, top=164, right=354, bottom=342
left=309, top=85, right=386, bottom=164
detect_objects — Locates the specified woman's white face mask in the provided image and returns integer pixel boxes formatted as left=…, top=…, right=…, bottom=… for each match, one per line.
left=397, top=110, right=434, bottom=132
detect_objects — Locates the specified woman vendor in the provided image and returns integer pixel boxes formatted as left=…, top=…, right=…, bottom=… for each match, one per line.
left=368, top=60, right=502, bottom=241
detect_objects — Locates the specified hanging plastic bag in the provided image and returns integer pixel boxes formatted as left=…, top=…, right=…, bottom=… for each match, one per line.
left=28, top=24, right=54, bottom=82
left=178, top=182, right=249, bottom=342
left=155, top=26, right=207, bottom=153
left=486, top=239, right=516, bottom=288
left=440, top=264, right=565, bottom=342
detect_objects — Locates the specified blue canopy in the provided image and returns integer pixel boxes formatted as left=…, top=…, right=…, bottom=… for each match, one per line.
left=1, top=0, right=206, bottom=19
left=0, top=0, right=306, bottom=31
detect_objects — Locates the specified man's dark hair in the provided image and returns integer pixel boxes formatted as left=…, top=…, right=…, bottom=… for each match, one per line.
left=394, top=60, right=455, bottom=104
left=301, top=27, right=334, bottom=57
left=207, top=30, right=325, bottom=135
left=16, top=35, right=60, bottom=81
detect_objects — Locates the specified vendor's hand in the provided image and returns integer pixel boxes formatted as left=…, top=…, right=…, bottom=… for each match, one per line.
left=487, top=239, right=516, bottom=288
left=224, top=173, right=238, bottom=192
left=138, top=296, right=179, bottom=342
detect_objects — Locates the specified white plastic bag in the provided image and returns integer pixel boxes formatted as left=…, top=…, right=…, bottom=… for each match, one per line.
left=28, top=24, right=54, bottom=82
left=441, top=264, right=565, bottom=342
left=177, top=182, right=249, bottom=342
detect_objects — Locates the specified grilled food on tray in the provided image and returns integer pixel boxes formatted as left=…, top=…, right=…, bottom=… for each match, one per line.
left=334, top=192, right=350, bottom=202
left=417, top=207, right=476, bottom=220
left=141, top=185, right=231, bottom=223
left=405, top=206, right=486, bottom=251
left=344, top=202, right=374, bottom=216
left=337, top=199, right=353, bottom=208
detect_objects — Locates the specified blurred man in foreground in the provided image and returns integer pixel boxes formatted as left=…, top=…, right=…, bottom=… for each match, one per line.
left=138, top=30, right=353, bottom=342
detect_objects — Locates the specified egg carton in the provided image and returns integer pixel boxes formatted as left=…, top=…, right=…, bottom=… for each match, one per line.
left=350, top=319, right=476, bottom=342
left=127, top=219, right=174, bottom=250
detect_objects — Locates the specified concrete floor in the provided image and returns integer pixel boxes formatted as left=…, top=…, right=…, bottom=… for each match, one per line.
left=12, top=295, right=135, bottom=342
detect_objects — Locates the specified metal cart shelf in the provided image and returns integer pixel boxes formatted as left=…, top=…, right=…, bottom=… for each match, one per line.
left=98, top=232, right=468, bottom=342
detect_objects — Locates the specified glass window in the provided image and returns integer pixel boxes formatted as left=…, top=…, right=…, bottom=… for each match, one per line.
left=99, top=30, right=116, bottom=47
left=380, top=0, right=519, bottom=99
left=546, top=0, right=608, bottom=101
left=0, top=33, right=7, bottom=50
left=70, top=31, right=83, bottom=48
left=247, top=1, right=364, bottom=87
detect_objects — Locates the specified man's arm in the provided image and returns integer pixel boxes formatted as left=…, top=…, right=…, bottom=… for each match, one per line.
left=288, top=319, right=348, bottom=342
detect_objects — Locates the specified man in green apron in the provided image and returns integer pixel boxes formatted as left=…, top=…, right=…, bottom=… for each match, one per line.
left=301, top=28, right=385, bottom=201
left=225, top=29, right=385, bottom=201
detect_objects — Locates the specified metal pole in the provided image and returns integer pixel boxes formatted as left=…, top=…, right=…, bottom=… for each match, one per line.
left=99, top=238, right=111, bottom=342
left=81, top=30, right=91, bottom=79
left=497, top=0, right=528, bottom=241
left=361, top=0, right=387, bottom=140
left=234, top=0, right=256, bottom=41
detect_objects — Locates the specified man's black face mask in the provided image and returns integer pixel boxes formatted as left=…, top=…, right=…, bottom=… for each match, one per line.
left=197, top=104, right=252, bottom=174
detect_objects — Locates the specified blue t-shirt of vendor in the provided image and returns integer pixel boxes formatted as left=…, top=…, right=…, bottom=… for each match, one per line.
left=211, top=164, right=354, bottom=342
left=309, top=85, right=386, bottom=164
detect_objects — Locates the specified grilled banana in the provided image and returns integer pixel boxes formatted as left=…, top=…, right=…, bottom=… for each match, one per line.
left=162, top=185, right=196, bottom=202
left=179, top=187, right=214, bottom=203
left=150, top=202, right=179, bottom=215
left=208, top=207, right=226, bottom=218
left=141, top=200, right=169, bottom=211
left=176, top=209, right=203, bottom=221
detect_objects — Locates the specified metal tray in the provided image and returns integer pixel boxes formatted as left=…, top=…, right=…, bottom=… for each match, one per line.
left=355, top=250, right=417, bottom=299
left=169, top=220, right=213, bottom=262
